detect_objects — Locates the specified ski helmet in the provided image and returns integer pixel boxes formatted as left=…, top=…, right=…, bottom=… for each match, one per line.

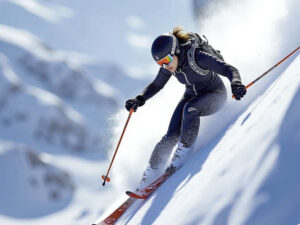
left=151, top=34, right=179, bottom=62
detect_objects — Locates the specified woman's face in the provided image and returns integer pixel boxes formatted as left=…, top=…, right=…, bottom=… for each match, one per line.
left=165, top=55, right=178, bottom=73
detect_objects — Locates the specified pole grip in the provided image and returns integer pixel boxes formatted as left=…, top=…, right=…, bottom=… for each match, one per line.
left=231, top=82, right=253, bottom=99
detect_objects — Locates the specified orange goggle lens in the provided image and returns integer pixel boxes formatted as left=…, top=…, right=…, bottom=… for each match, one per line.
left=156, top=54, right=174, bottom=67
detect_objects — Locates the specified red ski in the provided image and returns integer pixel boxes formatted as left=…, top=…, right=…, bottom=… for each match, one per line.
left=126, top=168, right=176, bottom=199
left=94, top=168, right=177, bottom=224
left=93, top=197, right=136, bottom=225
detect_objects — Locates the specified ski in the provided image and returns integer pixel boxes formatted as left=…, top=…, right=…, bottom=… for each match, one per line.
left=93, top=197, right=136, bottom=225
left=126, top=168, right=176, bottom=199
left=94, top=168, right=177, bottom=224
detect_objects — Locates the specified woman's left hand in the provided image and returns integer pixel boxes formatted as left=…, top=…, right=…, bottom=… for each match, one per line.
left=231, top=84, right=247, bottom=100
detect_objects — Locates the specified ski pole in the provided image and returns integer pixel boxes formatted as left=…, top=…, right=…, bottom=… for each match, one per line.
left=102, top=107, right=135, bottom=186
left=232, top=46, right=300, bottom=98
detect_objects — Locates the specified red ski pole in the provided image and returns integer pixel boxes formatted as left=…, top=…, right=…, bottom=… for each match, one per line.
left=102, top=108, right=135, bottom=186
left=232, top=46, right=300, bottom=98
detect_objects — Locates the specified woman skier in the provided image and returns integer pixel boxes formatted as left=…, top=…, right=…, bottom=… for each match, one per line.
left=125, top=26, right=247, bottom=189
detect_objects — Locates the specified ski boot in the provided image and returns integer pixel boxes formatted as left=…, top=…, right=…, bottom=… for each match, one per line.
left=166, top=142, right=191, bottom=173
left=137, top=164, right=161, bottom=191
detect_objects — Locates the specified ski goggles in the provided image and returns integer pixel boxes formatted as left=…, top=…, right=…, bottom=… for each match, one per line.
left=156, top=54, right=174, bottom=68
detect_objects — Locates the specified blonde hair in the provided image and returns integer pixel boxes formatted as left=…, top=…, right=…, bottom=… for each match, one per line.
left=172, top=25, right=191, bottom=43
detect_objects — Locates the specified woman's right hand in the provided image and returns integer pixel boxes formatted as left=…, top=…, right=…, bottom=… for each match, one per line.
left=125, top=95, right=145, bottom=112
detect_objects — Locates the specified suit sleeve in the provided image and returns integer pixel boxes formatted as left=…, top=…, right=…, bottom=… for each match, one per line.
left=138, top=67, right=172, bottom=101
left=195, top=50, right=242, bottom=85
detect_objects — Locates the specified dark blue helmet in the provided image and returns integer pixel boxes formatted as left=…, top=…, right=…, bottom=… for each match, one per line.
left=151, top=34, right=179, bottom=61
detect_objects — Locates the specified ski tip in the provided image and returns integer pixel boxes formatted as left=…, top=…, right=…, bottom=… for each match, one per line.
left=126, top=191, right=147, bottom=199
left=125, top=191, right=138, bottom=198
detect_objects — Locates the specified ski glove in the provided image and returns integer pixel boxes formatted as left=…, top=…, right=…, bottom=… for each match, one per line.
left=125, top=95, right=145, bottom=112
left=231, top=83, right=247, bottom=100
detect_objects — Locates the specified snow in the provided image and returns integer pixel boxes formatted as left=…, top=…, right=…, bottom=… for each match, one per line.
left=0, top=0, right=300, bottom=225
left=0, top=54, right=96, bottom=152
left=0, top=141, right=74, bottom=218
left=0, top=53, right=22, bottom=92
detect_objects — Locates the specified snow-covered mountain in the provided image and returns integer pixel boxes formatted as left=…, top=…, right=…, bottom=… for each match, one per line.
left=0, top=24, right=132, bottom=153
left=0, top=0, right=194, bottom=76
left=0, top=53, right=96, bottom=152
left=0, top=1, right=153, bottom=224
left=0, top=24, right=115, bottom=103
left=0, top=141, right=74, bottom=218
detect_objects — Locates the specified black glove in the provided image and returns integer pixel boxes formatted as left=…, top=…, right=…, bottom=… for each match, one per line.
left=125, top=95, right=145, bottom=112
left=231, top=83, right=247, bottom=100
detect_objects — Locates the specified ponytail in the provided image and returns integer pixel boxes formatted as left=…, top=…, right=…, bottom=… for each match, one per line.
left=172, top=25, right=191, bottom=44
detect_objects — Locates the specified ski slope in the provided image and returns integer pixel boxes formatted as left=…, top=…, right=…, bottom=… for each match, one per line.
left=95, top=53, right=300, bottom=225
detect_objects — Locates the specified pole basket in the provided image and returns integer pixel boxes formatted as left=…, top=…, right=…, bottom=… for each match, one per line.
left=102, top=175, right=111, bottom=182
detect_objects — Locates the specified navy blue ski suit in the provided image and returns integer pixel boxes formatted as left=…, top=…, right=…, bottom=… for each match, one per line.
left=137, top=42, right=242, bottom=169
